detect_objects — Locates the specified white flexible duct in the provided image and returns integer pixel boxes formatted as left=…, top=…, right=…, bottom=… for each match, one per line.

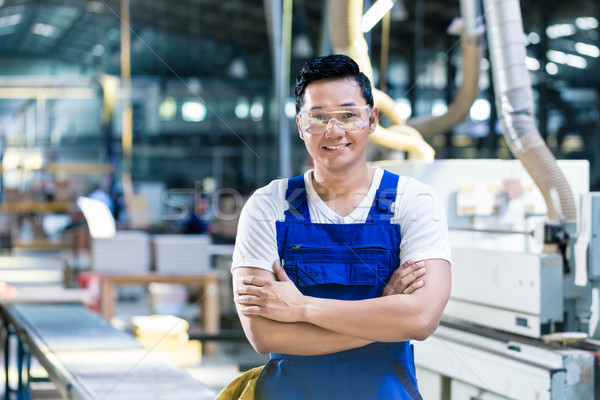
left=329, top=0, right=435, bottom=161
left=407, top=0, right=483, bottom=137
left=483, top=0, right=576, bottom=223
left=329, top=0, right=484, bottom=160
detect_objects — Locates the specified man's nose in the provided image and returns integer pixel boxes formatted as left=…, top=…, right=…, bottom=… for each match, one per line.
left=324, top=118, right=344, bottom=137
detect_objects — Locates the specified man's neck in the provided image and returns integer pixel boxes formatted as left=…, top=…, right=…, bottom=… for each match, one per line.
left=311, top=164, right=374, bottom=203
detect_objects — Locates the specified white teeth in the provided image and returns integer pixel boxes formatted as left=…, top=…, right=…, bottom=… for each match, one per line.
left=324, top=145, right=346, bottom=150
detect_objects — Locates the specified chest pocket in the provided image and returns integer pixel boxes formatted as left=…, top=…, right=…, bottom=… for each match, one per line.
left=283, top=247, right=393, bottom=300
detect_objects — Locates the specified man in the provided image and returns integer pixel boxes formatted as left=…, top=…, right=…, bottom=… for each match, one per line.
left=232, top=54, right=451, bottom=399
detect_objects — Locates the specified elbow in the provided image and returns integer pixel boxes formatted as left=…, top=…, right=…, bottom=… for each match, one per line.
left=249, top=339, right=271, bottom=355
left=244, top=329, right=275, bottom=354
left=411, top=317, right=440, bottom=341
left=241, top=317, right=282, bottom=354
left=408, top=307, right=443, bottom=341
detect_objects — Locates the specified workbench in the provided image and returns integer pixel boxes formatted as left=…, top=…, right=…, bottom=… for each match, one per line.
left=1, top=303, right=216, bottom=399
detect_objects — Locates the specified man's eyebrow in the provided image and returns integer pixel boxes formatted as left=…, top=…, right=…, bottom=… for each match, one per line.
left=306, top=103, right=360, bottom=111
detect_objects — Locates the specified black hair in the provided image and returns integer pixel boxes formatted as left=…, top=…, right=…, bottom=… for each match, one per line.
left=294, top=54, right=374, bottom=113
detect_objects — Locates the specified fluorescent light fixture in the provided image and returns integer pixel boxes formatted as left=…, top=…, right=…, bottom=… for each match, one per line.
left=566, top=54, right=587, bottom=68
left=525, top=57, right=540, bottom=71
left=470, top=98, right=491, bottom=122
left=575, top=17, right=598, bottom=30
left=92, top=44, right=104, bottom=56
left=158, top=97, right=177, bottom=121
left=548, top=50, right=587, bottom=69
left=0, top=13, right=21, bottom=28
left=361, top=0, right=395, bottom=33
left=431, top=99, right=448, bottom=117
left=228, top=57, right=247, bottom=79
left=182, top=101, right=207, bottom=122
left=545, top=62, right=558, bottom=75
left=527, top=32, right=540, bottom=45
left=575, top=42, right=600, bottom=58
left=285, top=98, right=296, bottom=118
left=546, top=23, right=575, bottom=39
left=85, top=1, right=105, bottom=14
left=32, top=23, right=58, bottom=38
left=547, top=50, right=567, bottom=64
left=250, top=99, right=264, bottom=121
left=293, top=34, right=313, bottom=58
left=235, top=97, right=249, bottom=119
left=394, top=98, right=412, bottom=120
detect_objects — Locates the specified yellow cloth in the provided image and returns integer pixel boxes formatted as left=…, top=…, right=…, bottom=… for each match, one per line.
left=216, top=365, right=265, bottom=400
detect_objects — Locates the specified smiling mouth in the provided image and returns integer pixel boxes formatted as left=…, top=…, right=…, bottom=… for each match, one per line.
left=323, top=144, right=349, bottom=150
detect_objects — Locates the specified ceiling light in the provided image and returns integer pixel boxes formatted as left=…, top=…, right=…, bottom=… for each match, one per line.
left=527, top=32, right=540, bottom=45
left=394, top=98, right=412, bottom=120
left=391, top=0, right=408, bottom=21
left=361, top=0, right=395, bottom=33
left=575, top=17, right=598, bottom=30
left=85, top=1, right=105, bottom=14
left=547, top=50, right=567, bottom=64
left=250, top=99, right=264, bottom=121
left=92, top=44, right=104, bottom=57
left=575, top=42, right=600, bottom=58
left=292, top=34, right=313, bottom=58
left=546, top=24, right=575, bottom=39
left=158, top=97, right=177, bottom=121
left=431, top=100, right=448, bottom=117
left=545, top=62, right=558, bottom=75
left=525, top=57, right=540, bottom=71
left=228, top=57, right=247, bottom=79
left=548, top=50, right=588, bottom=68
left=285, top=98, right=296, bottom=118
left=0, top=13, right=21, bottom=28
left=470, top=98, right=491, bottom=122
left=182, top=101, right=207, bottom=122
left=32, top=23, right=58, bottom=38
left=235, top=97, right=249, bottom=119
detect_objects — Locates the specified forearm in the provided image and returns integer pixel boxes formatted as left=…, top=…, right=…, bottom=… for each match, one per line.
left=301, top=259, right=451, bottom=342
left=240, top=314, right=373, bottom=355
left=233, top=266, right=372, bottom=355
left=303, top=294, right=436, bottom=342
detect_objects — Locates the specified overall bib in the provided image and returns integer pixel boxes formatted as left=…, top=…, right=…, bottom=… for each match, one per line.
left=255, top=171, right=423, bottom=400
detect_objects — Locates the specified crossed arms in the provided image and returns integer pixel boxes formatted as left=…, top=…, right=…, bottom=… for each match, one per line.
left=233, top=258, right=450, bottom=356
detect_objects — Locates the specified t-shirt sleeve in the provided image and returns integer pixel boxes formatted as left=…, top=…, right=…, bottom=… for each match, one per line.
left=231, top=181, right=284, bottom=273
left=394, top=177, right=452, bottom=266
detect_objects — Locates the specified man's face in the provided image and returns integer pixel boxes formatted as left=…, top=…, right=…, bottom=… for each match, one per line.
left=296, top=77, right=378, bottom=173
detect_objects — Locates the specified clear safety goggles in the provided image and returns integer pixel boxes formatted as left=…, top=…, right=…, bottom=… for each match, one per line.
left=298, top=105, right=371, bottom=135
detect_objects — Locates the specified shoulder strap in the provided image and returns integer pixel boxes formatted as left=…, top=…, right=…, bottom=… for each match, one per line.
left=284, top=174, right=311, bottom=222
left=367, top=170, right=399, bottom=223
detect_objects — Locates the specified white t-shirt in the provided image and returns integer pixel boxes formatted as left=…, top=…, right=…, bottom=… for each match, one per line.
left=232, top=167, right=451, bottom=272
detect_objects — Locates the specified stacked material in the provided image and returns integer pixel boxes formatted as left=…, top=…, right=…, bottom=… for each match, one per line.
left=92, top=231, right=151, bottom=274
left=153, top=234, right=211, bottom=274
left=131, top=314, right=202, bottom=366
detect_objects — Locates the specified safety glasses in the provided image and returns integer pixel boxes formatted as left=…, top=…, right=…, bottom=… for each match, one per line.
left=298, top=105, right=371, bottom=135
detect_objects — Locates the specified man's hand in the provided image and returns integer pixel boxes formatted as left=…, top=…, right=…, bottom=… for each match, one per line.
left=382, top=259, right=426, bottom=296
left=236, top=260, right=307, bottom=323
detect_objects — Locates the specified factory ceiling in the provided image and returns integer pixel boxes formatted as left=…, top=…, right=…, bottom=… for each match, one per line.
left=0, top=0, right=595, bottom=82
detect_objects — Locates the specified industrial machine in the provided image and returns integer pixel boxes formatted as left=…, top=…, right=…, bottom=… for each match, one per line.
left=382, top=159, right=597, bottom=399
left=330, top=0, right=597, bottom=397
left=375, top=0, right=599, bottom=396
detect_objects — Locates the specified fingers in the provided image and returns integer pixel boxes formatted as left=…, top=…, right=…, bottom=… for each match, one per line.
left=382, top=260, right=427, bottom=296
left=273, top=259, right=291, bottom=282
left=402, top=279, right=424, bottom=294
left=239, top=275, right=266, bottom=287
left=397, top=261, right=425, bottom=280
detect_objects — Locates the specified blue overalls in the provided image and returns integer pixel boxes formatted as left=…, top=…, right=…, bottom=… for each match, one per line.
left=254, top=171, right=423, bottom=400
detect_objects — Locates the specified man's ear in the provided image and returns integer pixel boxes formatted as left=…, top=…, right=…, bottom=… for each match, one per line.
left=296, top=116, right=305, bottom=140
left=369, top=107, right=379, bottom=134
